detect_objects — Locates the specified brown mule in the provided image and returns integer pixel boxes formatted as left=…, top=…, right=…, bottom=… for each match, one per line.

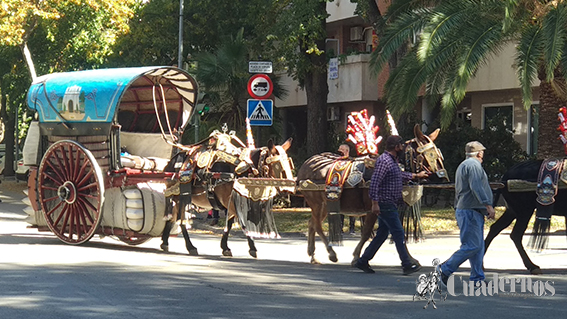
left=297, top=125, right=449, bottom=264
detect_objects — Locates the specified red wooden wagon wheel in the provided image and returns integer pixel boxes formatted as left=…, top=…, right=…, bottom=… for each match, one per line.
left=38, top=140, right=105, bottom=244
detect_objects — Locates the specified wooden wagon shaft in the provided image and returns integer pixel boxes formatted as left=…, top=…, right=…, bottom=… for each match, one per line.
left=297, top=180, right=505, bottom=191
left=421, top=182, right=505, bottom=190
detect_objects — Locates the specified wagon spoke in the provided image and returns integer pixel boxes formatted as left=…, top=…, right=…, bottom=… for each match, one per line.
left=68, top=204, right=76, bottom=239
left=77, top=196, right=99, bottom=218
left=76, top=200, right=93, bottom=234
left=76, top=169, right=94, bottom=189
left=45, top=200, right=65, bottom=218
left=42, top=162, right=65, bottom=186
left=60, top=144, right=72, bottom=181
left=52, top=145, right=70, bottom=181
left=76, top=197, right=96, bottom=224
left=77, top=181, right=100, bottom=192
left=53, top=204, right=70, bottom=233
left=42, top=194, right=63, bottom=203
left=73, top=147, right=82, bottom=182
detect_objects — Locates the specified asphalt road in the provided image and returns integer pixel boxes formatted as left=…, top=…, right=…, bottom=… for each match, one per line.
left=1, top=181, right=567, bottom=319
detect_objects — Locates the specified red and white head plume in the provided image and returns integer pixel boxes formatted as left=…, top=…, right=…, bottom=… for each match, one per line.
left=558, top=107, right=567, bottom=154
left=245, top=118, right=255, bottom=149
left=386, top=110, right=399, bottom=136
left=346, top=109, right=382, bottom=155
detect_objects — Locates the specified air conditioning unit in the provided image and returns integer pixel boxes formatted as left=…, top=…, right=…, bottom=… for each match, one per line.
left=350, top=26, right=363, bottom=41
left=327, top=106, right=340, bottom=121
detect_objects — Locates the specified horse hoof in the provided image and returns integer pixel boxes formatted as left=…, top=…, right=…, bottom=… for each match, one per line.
left=310, top=257, right=321, bottom=264
left=351, top=258, right=359, bottom=267
left=188, top=249, right=199, bottom=256
left=249, top=250, right=257, bottom=258
left=329, top=254, right=338, bottom=263
left=160, top=244, right=169, bottom=252
left=222, top=249, right=233, bottom=257
left=530, top=268, right=543, bottom=275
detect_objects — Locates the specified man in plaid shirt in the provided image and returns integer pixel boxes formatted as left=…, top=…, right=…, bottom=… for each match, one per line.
left=355, top=135, right=429, bottom=275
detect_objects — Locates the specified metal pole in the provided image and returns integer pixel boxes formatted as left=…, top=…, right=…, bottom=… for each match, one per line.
left=178, top=0, right=184, bottom=69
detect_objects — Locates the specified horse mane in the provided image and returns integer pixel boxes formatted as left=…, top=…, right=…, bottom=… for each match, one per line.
left=502, top=159, right=543, bottom=183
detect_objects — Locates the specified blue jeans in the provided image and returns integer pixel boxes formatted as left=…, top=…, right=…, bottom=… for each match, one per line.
left=359, top=202, right=412, bottom=268
left=440, top=209, right=485, bottom=282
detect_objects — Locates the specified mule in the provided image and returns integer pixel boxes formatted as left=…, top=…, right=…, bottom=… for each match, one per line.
left=484, top=159, right=567, bottom=274
left=162, top=134, right=294, bottom=258
left=296, top=125, right=449, bottom=264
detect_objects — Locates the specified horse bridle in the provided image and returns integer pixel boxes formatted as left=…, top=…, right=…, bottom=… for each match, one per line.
left=262, top=146, right=295, bottom=192
left=408, top=137, right=448, bottom=180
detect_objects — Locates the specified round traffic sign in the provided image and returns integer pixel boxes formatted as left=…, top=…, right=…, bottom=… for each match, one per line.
left=247, top=74, right=273, bottom=99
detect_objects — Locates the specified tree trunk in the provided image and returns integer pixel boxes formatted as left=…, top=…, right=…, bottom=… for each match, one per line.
left=0, top=77, right=16, bottom=176
left=302, top=1, right=329, bottom=156
left=537, top=79, right=566, bottom=159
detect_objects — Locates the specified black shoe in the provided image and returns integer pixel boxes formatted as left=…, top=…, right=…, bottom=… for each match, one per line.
left=403, top=263, right=422, bottom=275
left=436, top=264, right=448, bottom=288
left=354, top=259, right=375, bottom=273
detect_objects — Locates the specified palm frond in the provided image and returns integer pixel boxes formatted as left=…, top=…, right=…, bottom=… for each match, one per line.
left=542, top=3, right=567, bottom=82
left=454, top=24, right=506, bottom=101
left=516, top=23, right=544, bottom=109
left=369, top=8, right=429, bottom=75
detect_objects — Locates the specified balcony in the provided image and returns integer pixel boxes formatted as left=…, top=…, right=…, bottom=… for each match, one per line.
left=275, top=53, right=379, bottom=108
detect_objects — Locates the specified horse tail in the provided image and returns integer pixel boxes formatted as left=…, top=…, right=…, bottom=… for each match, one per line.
left=327, top=213, right=343, bottom=246
left=528, top=204, right=552, bottom=251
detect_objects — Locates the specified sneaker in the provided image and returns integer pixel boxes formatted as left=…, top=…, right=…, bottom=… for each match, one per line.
left=354, top=259, right=375, bottom=273
left=402, top=263, right=422, bottom=275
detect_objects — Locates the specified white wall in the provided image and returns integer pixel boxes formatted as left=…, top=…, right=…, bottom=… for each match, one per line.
left=327, top=0, right=358, bottom=23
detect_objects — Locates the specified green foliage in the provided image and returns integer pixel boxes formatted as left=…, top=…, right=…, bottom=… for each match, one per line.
left=434, top=116, right=529, bottom=182
left=367, top=0, right=553, bottom=128
left=268, top=0, right=331, bottom=83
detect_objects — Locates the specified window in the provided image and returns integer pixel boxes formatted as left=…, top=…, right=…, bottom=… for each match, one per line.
left=456, top=108, right=472, bottom=128
left=528, top=103, right=539, bottom=156
left=482, top=104, right=513, bottom=132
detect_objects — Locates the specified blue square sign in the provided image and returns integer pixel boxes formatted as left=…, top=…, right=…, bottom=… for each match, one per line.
left=247, top=99, right=273, bottom=126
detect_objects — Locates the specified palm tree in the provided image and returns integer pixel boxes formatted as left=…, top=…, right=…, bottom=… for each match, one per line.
left=193, top=28, right=287, bottom=138
left=371, top=0, right=567, bottom=159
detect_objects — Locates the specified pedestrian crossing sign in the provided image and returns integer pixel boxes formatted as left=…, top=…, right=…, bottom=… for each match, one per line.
left=247, top=99, right=273, bottom=126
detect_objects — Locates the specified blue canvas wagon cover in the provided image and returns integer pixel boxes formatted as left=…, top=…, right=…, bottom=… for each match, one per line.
left=26, top=66, right=197, bottom=136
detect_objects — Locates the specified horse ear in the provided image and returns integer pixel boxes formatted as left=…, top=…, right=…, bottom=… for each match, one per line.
left=414, top=124, right=426, bottom=141
left=267, top=139, right=274, bottom=150
left=428, top=128, right=440, bottom=142
left=281, top=137, right=293, bottom=151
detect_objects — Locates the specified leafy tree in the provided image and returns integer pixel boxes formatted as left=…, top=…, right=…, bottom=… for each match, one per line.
left=269, top=0, right=330, bottom=155
left=192, top=28, right=287, bottom=143
left=369, top=0, right=567, bottom=159
left=0, top=0, right=138, bottom=175
left=0, top=0, right=137, bottom=78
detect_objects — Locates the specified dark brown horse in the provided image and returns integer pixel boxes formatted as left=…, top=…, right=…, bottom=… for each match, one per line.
left=296, top=125, right=449, bottom=264
left=485, top=159, right=567, bottom=274
left=161, top=133, right=294, bottom=257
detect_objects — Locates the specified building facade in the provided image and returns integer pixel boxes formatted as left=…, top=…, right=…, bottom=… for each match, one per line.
left=275, top=0, right=538, bottom=154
